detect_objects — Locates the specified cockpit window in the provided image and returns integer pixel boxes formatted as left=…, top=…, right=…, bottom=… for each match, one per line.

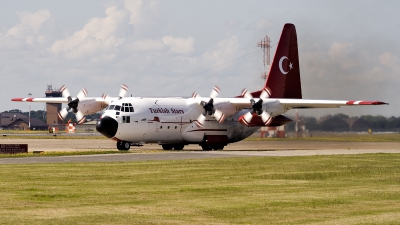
left=108, top=105, right=115, bottom=110
left=114, top=105, right=121, bottom=111
left=122, top=103, right=134, bottom=112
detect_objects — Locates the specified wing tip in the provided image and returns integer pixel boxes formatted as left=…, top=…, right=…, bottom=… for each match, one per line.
left=346, top=101, right=389, bottom=105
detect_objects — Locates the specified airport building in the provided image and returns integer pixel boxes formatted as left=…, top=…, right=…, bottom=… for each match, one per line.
left=45, top=85, right=64, bottom=125
left=0, top=113, right=48, bottom=130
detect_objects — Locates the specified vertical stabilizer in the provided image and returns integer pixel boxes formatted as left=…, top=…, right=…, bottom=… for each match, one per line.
left=252, top=23, right=302, bottom=99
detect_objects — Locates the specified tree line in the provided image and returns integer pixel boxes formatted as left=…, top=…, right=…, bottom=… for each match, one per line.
left=2, top=109, right=101, bottom=123
left=285, top=113, right=400, bottom=132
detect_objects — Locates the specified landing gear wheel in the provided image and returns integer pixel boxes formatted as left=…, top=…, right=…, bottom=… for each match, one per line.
left=122, top=141, right=130, bottom=150
left=173, top=144, right=184, bottom=150
left=201, top=144, right=212, bottom=151
left=162, top=144, right=173, bottom=150
left=117, top=141, right=130, bottom=151
left=213, top=145, right=224, bottom=150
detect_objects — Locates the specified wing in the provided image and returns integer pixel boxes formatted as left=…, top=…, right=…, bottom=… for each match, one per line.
left=278, top=99, right=388, bottom=109
left=223, top=98, right=387, bottom=117
left=12, top=97, right=69, bottom=103
left=226, top=97, right=387, bottom=127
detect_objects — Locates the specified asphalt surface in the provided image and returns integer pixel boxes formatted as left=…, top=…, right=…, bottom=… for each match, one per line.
left=0, top=138, right=399, bottom=164
left=1, top=149, right=400, bottom=164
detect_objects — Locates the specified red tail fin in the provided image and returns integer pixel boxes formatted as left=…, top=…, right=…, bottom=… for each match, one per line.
left=252, top=23, right=302, bottom=99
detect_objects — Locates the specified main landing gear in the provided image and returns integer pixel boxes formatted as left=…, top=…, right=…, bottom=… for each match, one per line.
left=200, top=144, right=224, bottom=151
left=162, top=144, right=185, bottom=150
left=117, top=141, right=130, bottom=151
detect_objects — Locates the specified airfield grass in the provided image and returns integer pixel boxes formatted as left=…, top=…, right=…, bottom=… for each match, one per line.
left=1, top=154, right=400, bottom=224
left=0, top=150, right=132, bottom=158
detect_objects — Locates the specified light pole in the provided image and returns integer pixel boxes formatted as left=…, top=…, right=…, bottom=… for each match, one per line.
left=28, top=93, right=32, bottom=130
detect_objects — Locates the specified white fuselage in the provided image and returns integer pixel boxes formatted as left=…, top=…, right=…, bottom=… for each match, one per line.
left=100, top=97, right=259, bottom=145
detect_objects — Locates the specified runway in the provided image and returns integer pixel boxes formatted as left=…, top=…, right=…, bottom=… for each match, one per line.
left=1, top=149, right=400, bottom=164
left=0, top=139, right=399, bottom=164
left=3, top=138, right=400, bottom=151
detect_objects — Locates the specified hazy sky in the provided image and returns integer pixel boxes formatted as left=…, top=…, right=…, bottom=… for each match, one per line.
left=1, top=0, right=398, bottom=117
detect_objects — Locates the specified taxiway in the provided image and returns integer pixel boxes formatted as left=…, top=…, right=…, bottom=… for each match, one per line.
left=0, top=139, right=399, bottom=164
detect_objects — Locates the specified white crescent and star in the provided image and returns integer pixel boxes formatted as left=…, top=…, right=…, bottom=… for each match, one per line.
left=279, top=56, right=293, bottom=75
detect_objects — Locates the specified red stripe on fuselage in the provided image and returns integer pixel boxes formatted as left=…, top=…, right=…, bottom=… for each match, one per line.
left=186, top=129, right=228, bottom=132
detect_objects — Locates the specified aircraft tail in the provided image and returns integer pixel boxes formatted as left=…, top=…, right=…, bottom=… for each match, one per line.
left=252, top=23, right=302, bottom=99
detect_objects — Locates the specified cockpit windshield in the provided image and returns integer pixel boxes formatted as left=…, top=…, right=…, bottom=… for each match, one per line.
left=106, top=105, right=120, bottom=111
left=106, top=104, right=133, bottom=112
left=121, top=103, right=134, bottom=112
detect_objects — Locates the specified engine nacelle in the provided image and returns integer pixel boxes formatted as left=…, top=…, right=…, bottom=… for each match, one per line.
left=78, top=99, right=104, bottom=115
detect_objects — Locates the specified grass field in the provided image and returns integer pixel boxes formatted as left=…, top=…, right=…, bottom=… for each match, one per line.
left=1, top=154, right=400, bottom=224
left=0, top=150, right=132, bottom=158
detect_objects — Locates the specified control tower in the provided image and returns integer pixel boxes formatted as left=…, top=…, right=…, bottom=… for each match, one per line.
left=45, top=85, right=63, bottom=125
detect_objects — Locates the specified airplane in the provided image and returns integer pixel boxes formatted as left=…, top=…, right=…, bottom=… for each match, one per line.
left=12, top=23, right=387, bottom=151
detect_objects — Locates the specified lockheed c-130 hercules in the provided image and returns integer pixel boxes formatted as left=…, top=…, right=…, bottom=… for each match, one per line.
left=12, top=23, right=388, bottom=151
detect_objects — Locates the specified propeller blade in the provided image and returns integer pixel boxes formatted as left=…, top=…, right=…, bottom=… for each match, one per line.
left=260, top=87, right=272, bottom=99
left=214, top=109, right=226, bottom=124
left=58, top=108, right=69, bottom=120
left=210, top=86, right=220, bottom=99
left=261, top=111, right=272, bottom=126
left=75, top=111, right=86, bottom=125
left=76, top=88, right=88, bottom=99
left=195, top=114, right=206, bottom=128
left=60, top=85, right=71, bottom=98
left=191, top=92, right=201, bottom=99
left=102, top=93, right=112, bottom=105
left=238, top=111, right=253, bottom=126
left=241, top=88, right=253, bottom=99
left=119, top=84, right=129, bottom=99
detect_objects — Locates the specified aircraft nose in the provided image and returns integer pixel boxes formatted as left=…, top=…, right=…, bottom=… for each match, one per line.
left=96, top=116, right=118, bottom=138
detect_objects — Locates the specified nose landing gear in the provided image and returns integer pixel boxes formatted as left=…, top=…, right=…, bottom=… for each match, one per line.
left=117, top=141, right=131, bottom=151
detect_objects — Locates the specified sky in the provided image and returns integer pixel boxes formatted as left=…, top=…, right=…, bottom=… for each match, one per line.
left=1, top=0, right=399, bottom=118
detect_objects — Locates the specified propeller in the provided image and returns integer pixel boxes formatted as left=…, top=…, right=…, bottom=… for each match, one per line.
left=119, top=84, right=128, bottom=99
left=57, top=85, right=88, bottom=124
left=193, top=86, right=226, bottom=128
left=239, top=87, right=272, bottom=126
left=102, top=84, right=129, bottom=105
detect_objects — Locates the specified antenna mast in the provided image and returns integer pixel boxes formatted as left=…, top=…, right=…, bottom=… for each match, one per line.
left=257, top=36, right=271, bottom=81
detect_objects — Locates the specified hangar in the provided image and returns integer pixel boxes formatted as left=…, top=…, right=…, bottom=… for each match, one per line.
left=0, top=113, right=48, bottom=130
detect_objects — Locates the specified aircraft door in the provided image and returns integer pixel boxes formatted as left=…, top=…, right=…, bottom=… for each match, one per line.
left=145, top=118, right=160, bottom=142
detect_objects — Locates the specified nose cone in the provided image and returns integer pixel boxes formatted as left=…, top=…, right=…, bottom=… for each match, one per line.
left=96, top=116, right=118, bottom=138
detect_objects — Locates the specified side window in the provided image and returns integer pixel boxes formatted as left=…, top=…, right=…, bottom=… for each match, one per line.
left=115, top=105, right=121, bottom=111
left=122, top=116, right=131, bottom=123
left=128, top=103, right=134, bottom=112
